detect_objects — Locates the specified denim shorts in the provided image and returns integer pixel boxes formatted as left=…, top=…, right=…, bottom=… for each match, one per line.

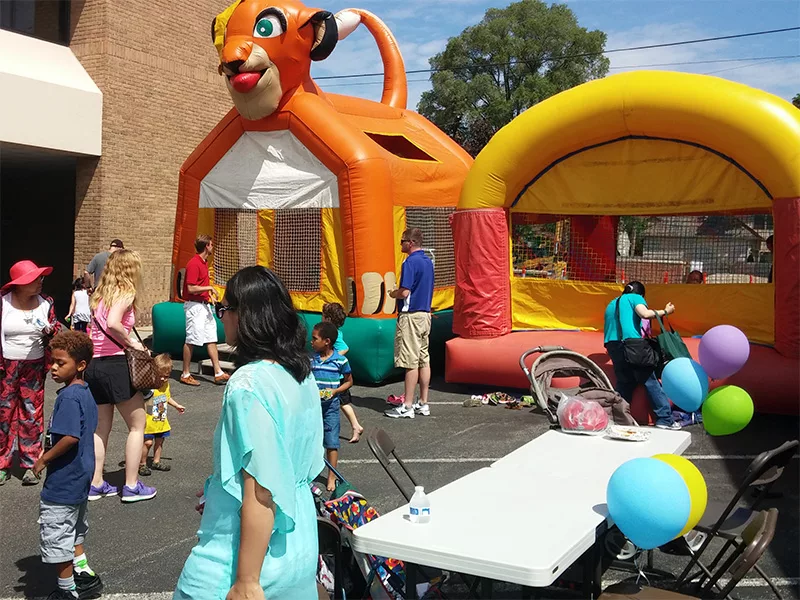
left=321, top=398, right=341, bottom=450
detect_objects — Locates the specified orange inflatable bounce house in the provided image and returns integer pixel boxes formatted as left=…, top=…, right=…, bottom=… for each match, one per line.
left=446, top=72, right=800, bottom=416
left=160, top=1, right=472, bottom=381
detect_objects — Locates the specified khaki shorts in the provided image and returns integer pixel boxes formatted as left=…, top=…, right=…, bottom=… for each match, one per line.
left=394, top=312, right=431, bottom=369
left=39, top=499, right=89, bottom=564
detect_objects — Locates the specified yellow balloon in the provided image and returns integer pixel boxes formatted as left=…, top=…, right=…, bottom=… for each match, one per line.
left=653, top=454, right=708, bottom=538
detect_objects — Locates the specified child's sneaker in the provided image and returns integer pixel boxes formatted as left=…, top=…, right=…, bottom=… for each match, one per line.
left=656, top=422, right=682, bottom=431
left=75, top=572, right=103, bottom=599
left=386, top=394, right=405, bottom=406
left=47, top=590, right=77, bottom=600
left=121, top=481, right=157, bottom=503
left=0, top=469, right=9, bottom=485
left=413, top=402, right=430, bottom=416
left=88, top=481, right=118, bottom=501
left=384, top=404, right=415, bottom=419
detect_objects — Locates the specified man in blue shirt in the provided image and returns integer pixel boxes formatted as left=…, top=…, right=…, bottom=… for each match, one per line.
left=385, top=228, right=435, bottom=419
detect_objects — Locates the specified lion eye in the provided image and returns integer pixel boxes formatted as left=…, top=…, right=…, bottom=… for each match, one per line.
left=254, top=14, right=283, bottom=38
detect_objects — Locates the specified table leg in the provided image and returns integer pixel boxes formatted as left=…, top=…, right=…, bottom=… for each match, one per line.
left=405, top=563, right=418, bottom=600
left=582, top=541, right=603, bottom=599
left=481, top=578, right=493, bottom=598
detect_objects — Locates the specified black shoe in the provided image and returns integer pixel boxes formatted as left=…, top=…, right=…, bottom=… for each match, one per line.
left=75, top=572, right=103, bottom=599
left=47, top=590, right=77, bottom=600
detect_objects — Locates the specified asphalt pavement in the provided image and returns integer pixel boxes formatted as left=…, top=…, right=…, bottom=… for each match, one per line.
left=0, top=365, right=797, bottom=599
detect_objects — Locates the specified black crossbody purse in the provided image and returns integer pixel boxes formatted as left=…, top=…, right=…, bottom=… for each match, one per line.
left=615, top=298, right=661, bottom=369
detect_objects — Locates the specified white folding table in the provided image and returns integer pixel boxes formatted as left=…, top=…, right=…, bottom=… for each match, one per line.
left=352, top=428, right=691, bottom=598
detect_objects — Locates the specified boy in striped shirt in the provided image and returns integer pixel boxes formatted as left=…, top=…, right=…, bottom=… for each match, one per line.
left=311, top=322, right=353, bottom=491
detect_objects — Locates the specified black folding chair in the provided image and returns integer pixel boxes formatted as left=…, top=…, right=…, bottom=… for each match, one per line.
left=676, top=440, right=797, bottom=597
left=318, top=517, right=344, bottom=600
left=600, top=509, right=779, bottom=600
left=367, top=428, right=420, bottom=502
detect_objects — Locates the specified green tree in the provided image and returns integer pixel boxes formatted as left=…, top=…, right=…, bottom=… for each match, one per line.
left=793, top=93, right=800, bottom=109
left=418, top=0, right=609, bottom=156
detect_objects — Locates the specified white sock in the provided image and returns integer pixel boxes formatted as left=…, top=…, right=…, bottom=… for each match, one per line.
left=215, top=371, right=224, bottom=377
left=181, top=372, right=190, bottom=378
left=57, top=576, right=78, bottom=597
left=73, top=552, right=95, bottom=576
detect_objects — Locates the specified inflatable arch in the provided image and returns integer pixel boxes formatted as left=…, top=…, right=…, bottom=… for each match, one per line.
left=447, top=71, right=800, bottom=415
left=155, top=1, right=472, bottom=381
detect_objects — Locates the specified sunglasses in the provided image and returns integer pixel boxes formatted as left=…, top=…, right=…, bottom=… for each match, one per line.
left=214, top=303, right=234, bottom=319
left=400, top=239, right=411, bottom=244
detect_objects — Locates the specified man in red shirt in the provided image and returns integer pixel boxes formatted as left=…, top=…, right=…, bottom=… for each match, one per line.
left=180, top=234, right=229, bottom=386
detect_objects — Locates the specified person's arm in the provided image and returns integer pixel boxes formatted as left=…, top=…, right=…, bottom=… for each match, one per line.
left=338, top=348, right=349, bottom=356
left=226, top=472, right=274, bottom=600
left=185, top=261, right=216, bottom=296
left=167, top=397, right=186, bottom=414
left=67, top=293, right=76, bottom=319
left=635, top=302, right=675, bottom=320
left=389, top=287, right=410, bottom=299
left=33, top=435, right=78, bottom=478
left=106, top=299, right=144, bottom=350
left=334, top=373, right=353, bottom=395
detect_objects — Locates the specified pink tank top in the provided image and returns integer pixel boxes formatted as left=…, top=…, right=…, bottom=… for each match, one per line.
left=91, top=300, right=135, bottom=357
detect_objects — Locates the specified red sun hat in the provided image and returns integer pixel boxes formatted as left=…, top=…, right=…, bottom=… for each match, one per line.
left=2, top=260, right=53, bottom=293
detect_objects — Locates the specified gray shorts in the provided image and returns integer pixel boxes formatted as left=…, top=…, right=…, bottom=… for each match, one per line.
left=39, top=499, right=89, bottom=564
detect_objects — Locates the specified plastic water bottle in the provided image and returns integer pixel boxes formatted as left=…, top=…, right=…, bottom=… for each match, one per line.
left=408, top=486, right=431, bottom=524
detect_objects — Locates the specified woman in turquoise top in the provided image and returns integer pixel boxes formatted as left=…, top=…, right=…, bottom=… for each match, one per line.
left=603, top=281, right=679, bottom=430
left=174, top=266, right=323, bottom=600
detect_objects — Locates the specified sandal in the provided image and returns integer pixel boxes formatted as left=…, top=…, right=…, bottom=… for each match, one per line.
left=0, top=469, right=8, bottom=486
left=386, top=394, right=405, bottom=406
left=151, top=462, right=171, bottom=472
left=138, top=464, right=152, bottom=476
left=21, top=469, right=40, bottom=485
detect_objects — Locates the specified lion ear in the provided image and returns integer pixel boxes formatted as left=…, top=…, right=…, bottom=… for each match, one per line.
left=211, top=17, right=217, bottom=43
left=309, top=11, right=338, bottom=61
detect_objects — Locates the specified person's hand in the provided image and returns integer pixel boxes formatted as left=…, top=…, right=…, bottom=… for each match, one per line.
left=209, top=288, right=219, bottom=302
left=175, top=403, right=186, bottom=414
left=196, top=490, right=205, bottom=515
left=33, top=457, right=46, bottom=479
left=130, top=340, right=146, bottom=352
left=665, top=302, right=675, bottom=315
left=226, top=580, right=264, bottom=600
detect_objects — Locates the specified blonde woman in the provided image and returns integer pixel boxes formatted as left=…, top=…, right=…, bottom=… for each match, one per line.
left=84, top=250, right=156, bottom=503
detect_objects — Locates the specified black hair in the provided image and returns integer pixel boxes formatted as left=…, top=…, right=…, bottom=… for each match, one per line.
left=50, top=331, right=93, bottom=366
left=321, top=302, right=347, bottom=328
left=224, top=266, right=311, bottom=383
left=72, top=277, right=85, bottom=291
left=313, top=321, right=338, bottom=346
left=622, top=281, right=646, bottom=297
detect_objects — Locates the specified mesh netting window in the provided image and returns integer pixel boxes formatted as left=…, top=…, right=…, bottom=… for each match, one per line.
left=511, top=213, right=773, bottom=284
left=405, top=207, right=455, bottom=287
left=273, top=208, right=321, bottom=292
left=213, top=209, right=258, bottom=286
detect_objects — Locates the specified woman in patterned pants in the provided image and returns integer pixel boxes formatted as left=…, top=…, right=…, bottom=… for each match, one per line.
left=0, top=260, right=61, bottom=486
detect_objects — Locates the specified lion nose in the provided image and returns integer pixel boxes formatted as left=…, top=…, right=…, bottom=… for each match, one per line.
left=221, top=39, right=253, bottom=67
left=224, top=59, right=245, bottom=74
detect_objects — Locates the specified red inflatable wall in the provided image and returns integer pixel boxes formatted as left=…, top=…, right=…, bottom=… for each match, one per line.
left=569, top=216, right=618, bottom=282
left=773, top=197, right=800, bottom=359
left=452, top=208, right=511, bottom=338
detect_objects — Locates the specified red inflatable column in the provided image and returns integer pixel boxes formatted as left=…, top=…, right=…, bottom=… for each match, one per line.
left=773, top=197, right=800, bottom=358
left=569, top=216, right=618, bottom=282
left=451, top=208, right=511, bottom=338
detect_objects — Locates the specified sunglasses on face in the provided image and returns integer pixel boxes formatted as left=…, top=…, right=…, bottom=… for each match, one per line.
left=214, top=303, right=233, bottom=319
left=400, top=239, right=411, bottom=244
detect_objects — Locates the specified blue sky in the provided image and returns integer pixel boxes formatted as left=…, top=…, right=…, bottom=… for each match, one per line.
left=310, top=0, right=800, bottom=110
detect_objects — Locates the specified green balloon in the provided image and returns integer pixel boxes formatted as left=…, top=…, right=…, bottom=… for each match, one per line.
left=702, top=385, right=754, bottom=436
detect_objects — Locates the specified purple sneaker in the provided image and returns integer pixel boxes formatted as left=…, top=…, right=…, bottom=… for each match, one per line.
left=121, top=481, right=157, bottom=503
left=88, top=481, right=119, bottom=501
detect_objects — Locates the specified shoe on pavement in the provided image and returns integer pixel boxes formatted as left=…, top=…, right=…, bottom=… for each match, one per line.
left=138, top=464, right=152, bottom=476
left=47, top=589, right=78, bottom=600
left=151, top=461, right=171, bottom=472
left=386, top=394, right=404, bottom=406
left=180, top=374, right=201, bottom=386
left=656, top=422, right=682, bottom=430
left=214, top=372, right=231, bottom=385
left=0, top=469, right=8, bottom=485
left=88, top=481, right=119, bottom=501
left=21, top=469, right=40, bottom=485
left=413, top=402, right=430, bottom=416
left=121, top=480, right=157, bottom=503
left=75, top=572, right=103, bottom=600
left=384, top=404, right=415, bottom=419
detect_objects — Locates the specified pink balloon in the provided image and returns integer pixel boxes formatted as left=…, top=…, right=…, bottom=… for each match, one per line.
left=699, top=325, right=750, bottom=380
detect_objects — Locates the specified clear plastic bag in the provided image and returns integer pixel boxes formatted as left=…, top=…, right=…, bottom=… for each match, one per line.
left=556, top=392, right=609, bottom=435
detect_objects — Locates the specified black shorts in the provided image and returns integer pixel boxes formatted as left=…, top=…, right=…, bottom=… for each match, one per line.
left=86, top=355, right=137, bottom=405
left=339, top=389, right=352, bottom=406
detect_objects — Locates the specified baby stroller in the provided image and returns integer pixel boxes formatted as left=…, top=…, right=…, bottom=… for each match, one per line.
left=519, top=345, right=637, bottom=427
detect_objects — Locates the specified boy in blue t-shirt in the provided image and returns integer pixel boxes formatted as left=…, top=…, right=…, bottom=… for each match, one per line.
left=33, top=331, right=102, bottom=600
left=310, top=321, right=353, bottom=491
left=322, top=302, right=364, bottom=443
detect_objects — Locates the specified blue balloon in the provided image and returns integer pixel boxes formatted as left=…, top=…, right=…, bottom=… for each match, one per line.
left=607, top=458, right=691, bottom=549
left=661, top=357, right=709, bottom=412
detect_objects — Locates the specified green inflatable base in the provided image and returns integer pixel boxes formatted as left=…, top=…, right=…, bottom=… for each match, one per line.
left=151, top=302, right=453, bottom=383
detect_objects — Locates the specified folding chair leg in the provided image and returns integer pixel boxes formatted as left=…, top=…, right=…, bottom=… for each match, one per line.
left=753, top=563, right=784, bottom=600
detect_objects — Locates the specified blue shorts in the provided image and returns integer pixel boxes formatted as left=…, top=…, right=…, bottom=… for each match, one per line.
left=144, top=430, right=171, bottom=440
left=321, top=398, right=340, bottom=450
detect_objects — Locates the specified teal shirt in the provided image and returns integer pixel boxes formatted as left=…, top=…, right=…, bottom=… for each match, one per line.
left=333, top=330, right=348, bottom=353
left=174, top=361, right=324, bottom=600
left=604, top=294, right=647, bottom=343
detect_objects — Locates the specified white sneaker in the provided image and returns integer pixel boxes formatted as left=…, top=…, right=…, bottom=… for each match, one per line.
left=384, top=404, right=415, bottom=419
left=656, top=422, right=682, bottom=430
left=413, top=402, right=430, bottom=416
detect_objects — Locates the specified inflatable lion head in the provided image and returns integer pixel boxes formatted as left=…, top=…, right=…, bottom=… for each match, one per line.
left=212, top=0, right=344, bottom=120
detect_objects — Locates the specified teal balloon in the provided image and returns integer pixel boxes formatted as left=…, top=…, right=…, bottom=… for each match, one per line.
left=702, top=385, right=754, bottom=436
left=662, top=357, right=709, bottom=412
left=607, top=457, right=691, bottom=549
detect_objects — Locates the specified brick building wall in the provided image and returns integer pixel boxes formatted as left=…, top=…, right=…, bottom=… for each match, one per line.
left=70, top=0, right=232, bottom=323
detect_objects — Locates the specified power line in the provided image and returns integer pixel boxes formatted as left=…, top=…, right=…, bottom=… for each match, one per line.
left=313, top=26, right=800, bottom=81
left=318, top=54, right=800, bottom=88
left=704, top=55, right=799, bottom=75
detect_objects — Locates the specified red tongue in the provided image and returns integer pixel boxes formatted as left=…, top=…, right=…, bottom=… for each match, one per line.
left=230, top=72, right=261, bottom=93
